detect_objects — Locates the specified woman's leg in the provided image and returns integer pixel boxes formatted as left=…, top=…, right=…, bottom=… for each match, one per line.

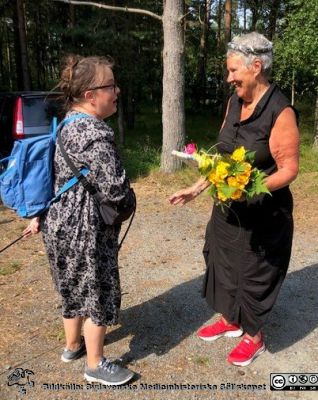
left=245, top=331, right=262, bottom=343
left=221, top=315, right=262, bottom=342
left=83, top=317, right=107, bottom=369
left=63, top=316, right=83, bottom=350
left=220, top=315, right=232, bottom=325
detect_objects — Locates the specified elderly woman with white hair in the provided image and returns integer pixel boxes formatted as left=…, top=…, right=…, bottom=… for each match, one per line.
left=169, top=32, right=299, bottom=366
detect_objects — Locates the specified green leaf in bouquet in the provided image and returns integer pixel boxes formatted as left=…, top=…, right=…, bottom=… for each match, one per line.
left=208, top=184, right=217, bottom=198
left=229, top=161, right=247, bottom=176
left=218, top=183, right=238, bottom=198
left=245, top=150, right=256, bottom=163
left=245, top=169, right=271, bottom=198
left=196, top=151, right=218, bottom=177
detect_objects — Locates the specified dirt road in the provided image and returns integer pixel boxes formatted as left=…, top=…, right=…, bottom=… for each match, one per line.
left=1, top=173, right=317, bottom=400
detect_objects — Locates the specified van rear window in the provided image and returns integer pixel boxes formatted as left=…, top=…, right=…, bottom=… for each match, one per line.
left=22, top=96, right=61, bottom=127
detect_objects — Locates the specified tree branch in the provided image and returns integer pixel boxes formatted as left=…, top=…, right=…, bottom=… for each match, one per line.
left=53, top=0, right=162, bottom=21
left=179, top=11, right=192, bottom=23
left=198, top=5, right=203, bottom=26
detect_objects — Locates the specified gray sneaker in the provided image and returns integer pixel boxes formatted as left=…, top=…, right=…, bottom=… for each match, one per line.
left=61, top=336, right=86, bottom=363
left=84, top=357, right=134, bottom=386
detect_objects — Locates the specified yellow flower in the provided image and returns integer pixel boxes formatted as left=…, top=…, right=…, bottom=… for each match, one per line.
left=236, top=173, right=249, bottom=186
left=235, top=163, right=252, bottom=186
left=217, top=190, right=228, bottom=202
left=227, top=176, right=244, bottom=190
left=195, top=153, right=212, bottom=171
left=231, top=189, right=243, bottom=200
left=208, top=171, right=222, bottom=185
left=243, top=162, right=252, bottom=174
left=231, top=146, right=246, bottom=162
left=216, top=161, right=230, bottom=179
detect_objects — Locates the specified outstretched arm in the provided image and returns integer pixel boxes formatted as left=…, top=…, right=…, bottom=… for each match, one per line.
left=169, top=177, right=210, bottom=206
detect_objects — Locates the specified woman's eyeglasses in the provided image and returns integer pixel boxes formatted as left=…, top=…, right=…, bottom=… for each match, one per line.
left=88, top=83, right=117, bottom=93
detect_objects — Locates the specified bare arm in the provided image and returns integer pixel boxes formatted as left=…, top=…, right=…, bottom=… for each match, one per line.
left=169, top=102, right=230, bottom=206
left=169, top=177, right=210, bottom=205
left=266, top=107, right=300, bottom=191
left=169, top=99, right=231, bottom=205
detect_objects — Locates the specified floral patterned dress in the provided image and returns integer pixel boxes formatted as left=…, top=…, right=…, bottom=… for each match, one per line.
left=41, top=111, right=132, bottom=326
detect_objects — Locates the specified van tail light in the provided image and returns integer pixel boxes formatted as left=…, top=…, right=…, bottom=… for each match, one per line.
left=12, top=97, right=24, bottom=139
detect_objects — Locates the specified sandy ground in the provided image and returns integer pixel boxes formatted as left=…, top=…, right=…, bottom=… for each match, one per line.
left=0, top=173, right=317, bottom=400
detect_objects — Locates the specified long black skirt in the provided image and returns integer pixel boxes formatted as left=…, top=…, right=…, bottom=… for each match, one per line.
left=202, top=188, right=293, bottom=336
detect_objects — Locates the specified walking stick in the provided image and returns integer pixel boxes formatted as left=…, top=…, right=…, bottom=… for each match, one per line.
left=0, top=235, right=25, bottom=254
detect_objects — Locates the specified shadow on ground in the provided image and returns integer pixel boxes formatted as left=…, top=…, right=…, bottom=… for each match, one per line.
left=106, top=264, right=318, bottom=362
left=106, top=275, right=213, bottom=364
left=265, top=263, right=318, bottom=353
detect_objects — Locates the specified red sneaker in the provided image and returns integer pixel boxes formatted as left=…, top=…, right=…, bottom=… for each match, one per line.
left=227, top=336, right=266, bottom=366
left=197, top=319, right=243, bottom=341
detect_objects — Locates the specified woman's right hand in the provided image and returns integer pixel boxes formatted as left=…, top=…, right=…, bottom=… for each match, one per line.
left=169, top=177, right=210, bottom=206
left=169, top=187, right=199, bottom=206
left=23, top=217, right=41, bottom=238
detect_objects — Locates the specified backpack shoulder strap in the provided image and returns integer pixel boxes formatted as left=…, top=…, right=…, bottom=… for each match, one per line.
left=51, top=167, right=90, bottom=202
left=57, top=113, right=97, bottom=195
left=60, top=112, right=91, bottom=129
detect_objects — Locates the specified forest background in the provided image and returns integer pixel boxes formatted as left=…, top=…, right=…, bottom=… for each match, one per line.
left=0, top=0, right=317, bottom=176
left=0, top=4, right=318, bottom=395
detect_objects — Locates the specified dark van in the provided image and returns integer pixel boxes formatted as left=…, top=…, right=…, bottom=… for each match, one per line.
left=0, top=92, right=63, bottom=158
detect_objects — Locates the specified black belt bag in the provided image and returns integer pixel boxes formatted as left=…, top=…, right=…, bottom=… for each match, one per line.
left=92, top=187, right=136, bottom=225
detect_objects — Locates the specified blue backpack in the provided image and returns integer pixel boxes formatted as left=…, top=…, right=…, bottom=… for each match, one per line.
left=0, top=113, right=89, bottom=218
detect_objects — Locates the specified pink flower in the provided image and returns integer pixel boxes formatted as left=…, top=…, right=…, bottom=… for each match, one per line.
left=184, top=143, right=197, bottom=154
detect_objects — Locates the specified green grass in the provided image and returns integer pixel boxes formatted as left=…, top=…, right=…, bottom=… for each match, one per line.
left=110, top=109, right=222, bottom=180
left=109, top=104, right=317, bottom=180
left=109, top=109, right=162, bottom=179
left=296, top=100, right=318, bottom=173
left=0, top=261, right=22, bottom=276
left=45, top=324, right=65, bottom=341
left=194, top=356, right=210, bottom=366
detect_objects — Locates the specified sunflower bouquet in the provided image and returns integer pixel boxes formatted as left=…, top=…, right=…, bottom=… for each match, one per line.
left=172, top=143, right=270, bottom=206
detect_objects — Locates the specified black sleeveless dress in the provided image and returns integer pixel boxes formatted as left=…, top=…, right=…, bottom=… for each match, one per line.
left=202, top=83, right=297, bottom=336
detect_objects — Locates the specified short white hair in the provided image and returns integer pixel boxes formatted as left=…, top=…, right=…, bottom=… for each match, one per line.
left=227, top=32, right=273, bottom=77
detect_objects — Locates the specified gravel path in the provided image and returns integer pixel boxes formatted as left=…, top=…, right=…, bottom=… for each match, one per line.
left=0, top=177, right=317, bottom=400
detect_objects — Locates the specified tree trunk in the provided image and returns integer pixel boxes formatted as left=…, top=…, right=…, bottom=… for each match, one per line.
left=117, top=95, right=125, bottom=145
left=16, top=0, right=31, bottom=90
left=291, top=70, right=295, bottom=106
left=69, top=4, right=75, bottom=27
left=12, top=7, right=23, bottom=90
left=248, top=0, right=264, bottom=31
left=195, top=0, right=212, bottom=107
left=217, top=0, right=223, bottom=51
left=268, top=0, right=280, bottom=40
left=314, top=91, right=318, bottom=148
left=0, top=24, right=4, bottom=86
left=5, top=22, right=13, bottom=90
left=243, top=0, right=247, bottom=31
left=222, top=0, right=232, bottom=114
left=53, top=0, right=186, bottom=172
left=125, top=79, right=135, bottom=130
left=160, top=0, right=185, bottom=172
left=224, top=0, right=231, bottom=45
left=35, top=7, right=45, bottom=88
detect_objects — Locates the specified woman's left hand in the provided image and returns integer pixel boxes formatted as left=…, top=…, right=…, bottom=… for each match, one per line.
left=23, top=217, right=41, bottom=238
